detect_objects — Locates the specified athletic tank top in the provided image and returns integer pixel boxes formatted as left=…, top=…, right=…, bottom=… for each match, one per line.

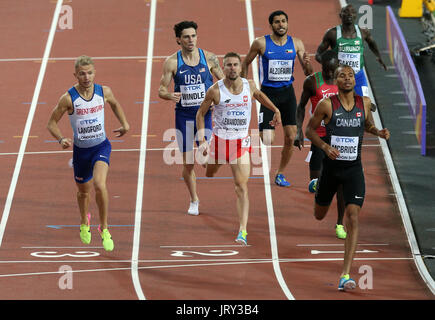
left=334, top=25, right=364, bottom=73
left=213, top=78, right=252, bottom=140
left=68, top=84, right=106, bottom=148
left=309, top=72, right=339, bottom=137
left=325, top=94, right=365, bottom=166
left=174, top=48, right=213, bottom=110
left=260, top=35, right=296, bottom=88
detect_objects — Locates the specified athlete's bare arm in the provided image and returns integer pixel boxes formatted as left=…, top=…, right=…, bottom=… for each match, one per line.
left=103, top=86, right=130, bottom=137
left=306, top=98, right=339, bottom=160
left=361, top=28, right=387, bottom=71
left=363, top=96, right=390, bottom=139
left=248, top=79, right=281, bottom=127
left=47, top=93, right=73, bottom=149
left=293, top=37, right=313, bottom=76
left=158, top=54, right=181, bottom=103
left=315, top=28, right=337, bottom=63
left=196, top=83, right=220, bottom=144
left=295, top=75, right=316, bottom=149
left=241, top=37, right=265, bottom=78
left=205, top=51, right=224, bottom=80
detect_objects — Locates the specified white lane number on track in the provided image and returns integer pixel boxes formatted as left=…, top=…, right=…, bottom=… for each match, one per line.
left=171, top=250, right=239, bottom=257
left=30, top=251, right=100, bottom=258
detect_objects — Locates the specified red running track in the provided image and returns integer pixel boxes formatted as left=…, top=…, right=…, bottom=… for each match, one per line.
left=0, top=0, right=433, bottom=301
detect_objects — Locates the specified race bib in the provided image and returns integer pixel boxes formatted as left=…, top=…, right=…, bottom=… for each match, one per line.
left=268, top=59, right=293, bottom=81
left=331, top=135, right=359, bottom=161
left=180, top=83, right=206, bottom=107
left=338, top=52, right=361, bottom=73
left=76, top=117, right=104, bottom=141
left=222, top=109, right=249, bottom=131
left=241, top=136, right=251, bottom=148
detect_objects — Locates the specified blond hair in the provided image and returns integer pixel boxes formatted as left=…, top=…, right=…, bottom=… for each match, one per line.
left=75, top=55, right=94, bottom=70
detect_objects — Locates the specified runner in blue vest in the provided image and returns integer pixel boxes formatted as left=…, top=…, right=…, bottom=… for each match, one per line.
left=47, top=55, right=130, bottom=251
left=159, top=21, right=224, bottom=216
left=242, top=10, right=312, bottom=187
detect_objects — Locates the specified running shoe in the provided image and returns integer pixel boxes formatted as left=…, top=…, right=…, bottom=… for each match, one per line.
left=79, top=213, right=91, bottom=244
left=98, top=225, right=114, bottom=251
left=187, top=200, right=199, bottom=216
left=308, top=178, right=318, bottom=193
left=335, top=224, right=347, bottom=240
left=338, top=274, right=356, bottom=291
left=235, top=230, right=248, bottom=245
left=275, top=174, right=290, bottom=187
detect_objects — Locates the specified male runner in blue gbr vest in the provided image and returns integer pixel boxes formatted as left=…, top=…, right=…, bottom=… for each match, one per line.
left=159, top=21, right=224, bottom=216
left=242, top=10, right=312, bottom=187
left=47, top=55, right=130, bottom=251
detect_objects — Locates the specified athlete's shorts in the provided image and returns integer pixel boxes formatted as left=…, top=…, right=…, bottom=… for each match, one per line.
left=73, top=138, right=112, bottom=184
left=315, top=161, right=365, bottom=208
left=354, top=69, right=369, bottom=97
left=175, top=107, right=212, bottom=153
left=309, top=136, right=328, bottom=172
left=209, top=134, right=251, bottom=163
left=259, top=84, right=297, bottom=130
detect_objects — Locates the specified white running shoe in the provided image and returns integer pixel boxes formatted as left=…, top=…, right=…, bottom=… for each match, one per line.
left=187, top=200, right=199, bottom=216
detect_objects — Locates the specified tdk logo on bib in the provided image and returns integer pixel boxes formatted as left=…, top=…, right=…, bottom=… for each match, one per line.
left=335, top=137, right=356, bottom=143
left=80, top=118, right=98, bottom=125
left=227, top=110, right=245, bottom=116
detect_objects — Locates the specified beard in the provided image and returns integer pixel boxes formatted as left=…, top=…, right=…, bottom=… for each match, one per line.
left=341, top=87, right=354, bottom=94
left=272, top=27, right=287, bottom=37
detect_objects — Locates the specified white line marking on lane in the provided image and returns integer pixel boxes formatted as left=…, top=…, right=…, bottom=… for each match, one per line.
left=0, top=0, right=64, bottom=247
left=244, top=0, right=295, bottom=300
left=131, top=0, right=157, bottom=301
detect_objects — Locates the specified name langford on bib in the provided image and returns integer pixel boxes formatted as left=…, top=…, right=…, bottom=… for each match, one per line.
left=78, top=124, right=102, bottom=134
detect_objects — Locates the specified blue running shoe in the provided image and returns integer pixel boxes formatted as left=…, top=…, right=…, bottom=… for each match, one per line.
left=338, top=275, right=356, bottom=291
left=275, top=174, right=290, bottom=187
left=235, top=230, right=248, bottom=245
left=308, top=178, right=318, bottom=193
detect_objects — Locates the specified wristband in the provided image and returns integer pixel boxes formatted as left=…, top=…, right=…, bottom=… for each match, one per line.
left=58, top=137, right=65, bottom=144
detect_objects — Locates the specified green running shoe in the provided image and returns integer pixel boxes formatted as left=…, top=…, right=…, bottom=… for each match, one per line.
left=79, top=213, right=91, bottom=244
left=235, top=230, right=248, bottom=245
left=98, top=225, right=114, bottom=251
left=335, top=224, right=347, bottom=240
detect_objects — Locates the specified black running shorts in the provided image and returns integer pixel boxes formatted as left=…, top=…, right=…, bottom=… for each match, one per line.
left=259, top=84, right=297, bottom=130
left=315, top=161, right=365, bottom=208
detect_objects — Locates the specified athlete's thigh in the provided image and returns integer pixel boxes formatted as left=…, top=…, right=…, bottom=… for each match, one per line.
left=93, top=161, right=109, bottom=185
left=260, top=129, right=275, bottom=145
left=315, top=163, right=339, bottom=206
left=341, top=164, right=365, bottom=207
left=230, top=152, right=250, bottom=185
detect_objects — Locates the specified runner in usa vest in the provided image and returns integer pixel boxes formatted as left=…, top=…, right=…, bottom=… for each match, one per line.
left=325, top=94, right=365, bottom=164
left=174, top=48, right=213, bottom=110
left=68, top=83, right=106, bottom=148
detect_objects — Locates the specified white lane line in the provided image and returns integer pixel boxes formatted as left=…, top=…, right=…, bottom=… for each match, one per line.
left=244, top=0, right=294, bottom=301
left=0, top=0, right=64, bottom=247
left=0, top=54, right=247, bottom=63
left=0, top=257, right=413, bottom=278
left=131, top=0, right=157, bottom=301
left=0, top=144, right=381, bottom=156
left=0, top=143, right=381, bottom=157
